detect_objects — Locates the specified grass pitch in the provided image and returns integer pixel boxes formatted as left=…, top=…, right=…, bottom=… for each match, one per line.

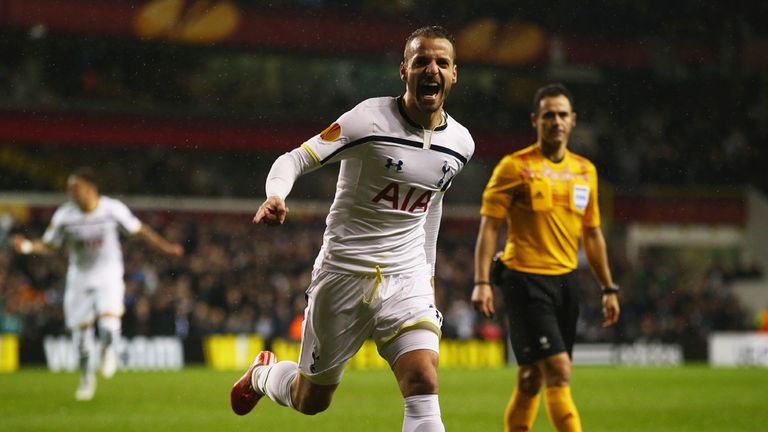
left=1, top=365, right=766, bottom=431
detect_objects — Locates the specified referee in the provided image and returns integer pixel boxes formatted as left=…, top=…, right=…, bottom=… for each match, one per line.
left=472, top=83, right=620, bottom=432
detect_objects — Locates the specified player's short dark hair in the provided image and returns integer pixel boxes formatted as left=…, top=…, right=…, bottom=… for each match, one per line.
left=532, top=83, right=575, bottom=114
left=70, top=166, right=98, bottom=189
left=404, top=25, right=456, bottom=61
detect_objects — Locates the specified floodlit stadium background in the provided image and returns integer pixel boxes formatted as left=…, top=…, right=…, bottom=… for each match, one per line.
left=2, top=0, right=768, bottom=377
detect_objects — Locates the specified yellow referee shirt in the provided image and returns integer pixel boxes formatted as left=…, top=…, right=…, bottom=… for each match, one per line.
left=480, top=144, right=600, bottom=275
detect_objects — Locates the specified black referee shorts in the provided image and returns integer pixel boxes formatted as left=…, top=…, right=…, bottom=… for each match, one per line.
left=498, top=267, right=580, bottom=365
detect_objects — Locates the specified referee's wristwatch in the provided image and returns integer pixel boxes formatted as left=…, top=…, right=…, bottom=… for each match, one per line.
left=601, top=284, right=620, bottom=295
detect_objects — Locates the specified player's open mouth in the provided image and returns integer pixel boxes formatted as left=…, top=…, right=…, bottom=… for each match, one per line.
left=419, top=82, right=441, bottom=100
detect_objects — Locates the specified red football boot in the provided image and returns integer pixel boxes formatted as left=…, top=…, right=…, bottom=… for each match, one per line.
left=230, top=351, right=277, bottom=415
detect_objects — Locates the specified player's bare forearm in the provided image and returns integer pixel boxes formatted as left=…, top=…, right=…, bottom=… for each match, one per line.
left=582, top=226, right=614, bottom=288
left=474, top=216, right=503, bottom=283
left=472, top=216, right=503, bottom=318
left=137, top=224, right=184, bottom=257
left=583, top=226, right=620, bottom=326
left=253, top=196, right=289, bottom=226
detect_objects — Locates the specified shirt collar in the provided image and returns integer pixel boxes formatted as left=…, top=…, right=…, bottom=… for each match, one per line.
left=396, top=96, right=448, bottom=131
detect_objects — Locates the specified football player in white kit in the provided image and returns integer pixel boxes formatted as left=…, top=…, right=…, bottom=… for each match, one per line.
left=13, top=167, right=184, bottom=401
left=230, top=26, right=474, bottom=432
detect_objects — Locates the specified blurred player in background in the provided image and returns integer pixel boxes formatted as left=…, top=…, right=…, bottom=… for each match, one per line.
left=471, top=84, right=620, bottom=432
left=12, top=167, right=184, bottom=401
left=230, top=26, right=474, bottom=432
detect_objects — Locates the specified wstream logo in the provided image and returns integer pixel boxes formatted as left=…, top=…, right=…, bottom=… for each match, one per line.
left=44, top=336, right=184, bottom=372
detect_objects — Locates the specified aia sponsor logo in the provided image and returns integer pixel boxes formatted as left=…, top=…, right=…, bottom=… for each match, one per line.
left=372, top=183, right=432, bottom=213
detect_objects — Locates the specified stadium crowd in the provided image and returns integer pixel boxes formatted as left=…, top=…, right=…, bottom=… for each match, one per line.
left=0, top=209, right=753, bottom=363
left=0, top=2, right=764, bottom=366
left=1, top=3, right=766, bottom=194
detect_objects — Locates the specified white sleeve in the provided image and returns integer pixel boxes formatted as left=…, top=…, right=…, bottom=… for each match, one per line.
left=300, top=100, right=372, bottom=166
left=265, top=146, right=319, bottom=200
left=41, top=207, right=65, bottom=248
left=111, top=199, right=142, bottom=235
left=423, top=192, right=444, bottom=277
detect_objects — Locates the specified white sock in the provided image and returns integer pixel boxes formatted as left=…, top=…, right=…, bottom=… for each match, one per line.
left=98, top=316, right=121, bottom=352
left=72, top=327, right=95, bottom=381
left=403, top=394, right=444, bottom=432
left=253, top=360, right=298, bottom=409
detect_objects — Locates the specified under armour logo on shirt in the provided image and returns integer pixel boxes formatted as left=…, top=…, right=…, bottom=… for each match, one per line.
left=385, top=158, right=404, bottom=172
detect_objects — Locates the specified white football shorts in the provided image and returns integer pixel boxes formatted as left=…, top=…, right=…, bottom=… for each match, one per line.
left=64, top=272, right=125, bottom=329
left=297, top=266, right=443, bottom=385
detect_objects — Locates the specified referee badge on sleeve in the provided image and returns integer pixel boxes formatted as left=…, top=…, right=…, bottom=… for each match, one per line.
left=572, top=184, right=590, bottom=212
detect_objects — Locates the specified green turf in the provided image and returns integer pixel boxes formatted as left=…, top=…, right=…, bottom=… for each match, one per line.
left=1, top=365, right=766, bottom=431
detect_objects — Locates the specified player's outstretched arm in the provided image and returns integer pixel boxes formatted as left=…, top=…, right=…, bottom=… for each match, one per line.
left=253, top=196, right=289, bottom=226
left=136, top=224, right=184, bottom=257
left=11, top=234, right=53, bottom=255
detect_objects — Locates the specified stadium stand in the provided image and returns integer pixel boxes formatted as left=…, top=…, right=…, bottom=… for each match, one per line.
left=1, top=0, right=766, bottom=364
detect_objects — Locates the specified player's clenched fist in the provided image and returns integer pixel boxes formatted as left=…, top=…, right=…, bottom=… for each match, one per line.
left=253, top=196, right=289, bottom=226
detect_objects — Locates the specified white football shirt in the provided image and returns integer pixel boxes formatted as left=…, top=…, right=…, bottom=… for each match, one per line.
left=42, top=196, right=142, bottom=285
left=267, top=96, right=474, bottom=275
